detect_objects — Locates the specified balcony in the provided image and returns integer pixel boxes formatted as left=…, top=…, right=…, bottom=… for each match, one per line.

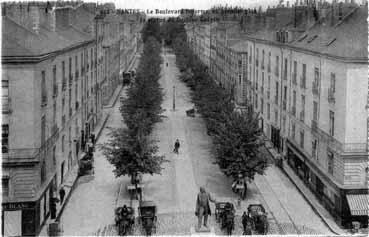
left=2, top=99, right=11, bottom=114
left=300, top=76, right=306, bottom=89
left=53, top=85, right=58, bottom=98
left=328, top=88, right=335, bottom=104
left=290, top=106, right=296, bottom=116
left=300, top=110, right=305, bottom=122
left=311, top=119, right=318, bottom=132
left=75, top=71, right=79, bottom=81
left=342, top=143, right=368, bottom=153
left=312, top=81, right=320, bottom=95
left=292, top=73, right=297, bottom=85
left=41, top=94, right=47, bottom=107
left=69, top=74, right=73, bottom=85
left=62, top=78, right=67, bottom=91
left=282, top=100, right=287, bottom=111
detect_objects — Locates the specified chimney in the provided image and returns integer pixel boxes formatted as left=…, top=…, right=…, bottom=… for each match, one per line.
left=30, top=5, right=40, bottom=34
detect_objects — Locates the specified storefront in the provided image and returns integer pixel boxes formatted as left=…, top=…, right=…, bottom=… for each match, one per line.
left=270, top=125, right=281, bottom=152
left=286, top=139, right=368, bottom=227
left=2, top=176, right=56, bottom=236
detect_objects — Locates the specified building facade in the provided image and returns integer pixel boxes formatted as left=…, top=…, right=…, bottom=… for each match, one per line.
left=188, top=0, right=368, bottom=228
left=1, top=2, right=143, bottom=236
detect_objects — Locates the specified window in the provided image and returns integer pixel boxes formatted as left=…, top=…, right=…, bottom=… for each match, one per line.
left=300, top=130, right=304, bottom=148
left=312, top=139, right=318, bottom=159
left=293, top=90, right=296, bottom=107
left=41, top=161, right=46, bottom=184
left=239, top=74, right=242, bottom=84
left=275, top=81, right=279, bottom=105
left=313, top=101, right=318, bottom=121
left=52, top=146, right=56, bottom=166
left=69, top=57, right=72, bottom=76
left=62, top=135, right=65, bottom=152
left=283, top=116, right=286, bottom=133
left=81, top=52, right=83, bottom=75
left=329, top=111, right=335, bottom=136
left=293, top=61, right=297, bottom=83
left=262, top=50, right=265, bottom=69
left=274, top=110, right=278, bottom=124
left=284, top=58, right=288, bottom=80
left=53, top=66, right=57, bottom=95
left=284, top=86, right=287, bottom=101
left=41, top=116, right=46, bottom=145
left=53, top=102, right=56, bottom=123
left=256, top=48, right=259, bottom=66
left=330, top=73, right=336, bottom=92
left=327, top=151, right=334, bottom=175
left=314, top=67, right=320, bottom=85
left=292, top=123, right=296, bottom=139
left=301, top=95, right=305, bottom=108
left=249, top=47, right=252, bottom=63
left=261, top=98, right=264, bottom=114
left=2, top=124, right=9, bottom=153
left=267, top=103, right=270, bottom=120
left=2, top=178, right=9, bottom=196
left=275, top=56, right=279, bottom=76
left=238, top=60, right=242, bottom=68
left=255, top=94, right=258, bottom=109
left=41, top=71, right=47, bottom=105
left=301, top=64, right=306, bottom=88
left=268, top=52, right=271, bottom=72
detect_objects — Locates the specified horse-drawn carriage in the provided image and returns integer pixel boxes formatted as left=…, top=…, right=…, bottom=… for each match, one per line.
left=242, top=204, right=269, bottom=235
left=138, top=201, right=157, bottom=236
left=122, top=72, right=132, bottom=86
left=115, top=205, right=135, bottom=235
left=186, top=108, right=195, bottom=117
left=215, top=202, right=235, bottom=235
left=78, top=152, right=94, bottom=176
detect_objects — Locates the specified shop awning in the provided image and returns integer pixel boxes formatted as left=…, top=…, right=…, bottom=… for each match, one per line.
left=346, top=194, right=369, bottom=216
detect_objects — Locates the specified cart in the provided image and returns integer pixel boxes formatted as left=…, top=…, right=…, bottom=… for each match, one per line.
left=78, top=152, right=94, bottom=176
left=186, top=108, right=195, bottom=117
left=115, top=206, right=135, bottom=235
left=138, top=200, right=157, bottom=235
left=247, top=204, right=269, bottom=235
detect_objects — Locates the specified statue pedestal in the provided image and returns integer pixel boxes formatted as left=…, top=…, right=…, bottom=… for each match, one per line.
left=190, top=226, right=215, bottom=236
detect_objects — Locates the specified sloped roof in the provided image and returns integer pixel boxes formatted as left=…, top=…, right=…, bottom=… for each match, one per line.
left=290, top=6, right=368, bottom=59
left=2, top=11, right=94, bottom=57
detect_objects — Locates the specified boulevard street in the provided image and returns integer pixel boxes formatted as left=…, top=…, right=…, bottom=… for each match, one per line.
left=59, top=48, right=332, bottom=235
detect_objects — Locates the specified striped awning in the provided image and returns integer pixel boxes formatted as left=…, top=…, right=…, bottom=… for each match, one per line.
left=346, top=194, right=369, bottom=216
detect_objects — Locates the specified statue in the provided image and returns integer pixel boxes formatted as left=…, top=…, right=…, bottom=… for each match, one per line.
left=195, top=187, right=216, bottom=231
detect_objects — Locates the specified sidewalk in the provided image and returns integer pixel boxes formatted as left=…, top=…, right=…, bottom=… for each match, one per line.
left=103, top=84, right=123, bottom=109
left=263, top=141, right=347, bottom=235
left=39, top=111, right=110, bottom=236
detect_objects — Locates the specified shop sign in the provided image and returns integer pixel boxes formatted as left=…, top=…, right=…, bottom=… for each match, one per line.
left=2, top=202, right=35, bottom=210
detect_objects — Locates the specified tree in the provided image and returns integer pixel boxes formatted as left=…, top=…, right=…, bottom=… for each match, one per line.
left=100, top=127, right=168, bottom=179
left=166, top=22, right=269, bottom=181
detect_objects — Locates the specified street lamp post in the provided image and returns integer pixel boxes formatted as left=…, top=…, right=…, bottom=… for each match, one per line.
left=173, top=85, right=175, bottom=111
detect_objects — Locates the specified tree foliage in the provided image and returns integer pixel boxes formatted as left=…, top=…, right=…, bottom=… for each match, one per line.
left=101, top=21, right=167, bottom=179
left=164, top=22, right=268, bottom=180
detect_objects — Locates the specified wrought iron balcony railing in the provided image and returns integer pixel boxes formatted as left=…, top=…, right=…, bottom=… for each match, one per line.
left=328, top=88, right=335, bottom=104
left=300, top=110, right=305, bottom=122
left=311, top=119, right=318, bottom=132
left=312, top=81, right=320, bottom=95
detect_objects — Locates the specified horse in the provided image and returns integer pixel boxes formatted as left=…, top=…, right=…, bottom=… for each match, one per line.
left=242, top=212, right=253, bottom=235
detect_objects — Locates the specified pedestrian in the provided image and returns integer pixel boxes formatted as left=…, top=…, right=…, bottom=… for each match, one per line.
left=166, top=62, right=168, bottom=67
left=59, top=186, right=66, bottom=204
left=87, top=139, right=94, bottom=155
left=50, top=196, right=59, bottom=219
left=173, top=139, right=180, bottom=154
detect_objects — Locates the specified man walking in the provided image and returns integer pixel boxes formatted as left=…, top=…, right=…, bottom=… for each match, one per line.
left=173, top=139, right=180, bottom=154
left=195, top=187, right=216, bottom=230
left=59, top=186, right=66, bottom=204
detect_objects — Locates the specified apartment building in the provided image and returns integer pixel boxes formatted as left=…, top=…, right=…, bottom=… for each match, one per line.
left=1, top=2, right=143, bottom=235
left=188, top=0, right=368, bottom=228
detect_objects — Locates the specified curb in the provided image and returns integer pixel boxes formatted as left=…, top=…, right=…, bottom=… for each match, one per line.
left=55, top=173, right=78, bottom=222
left=263, top=146, right=341, bottom=235
left=95, top=113, right=110, bottom=142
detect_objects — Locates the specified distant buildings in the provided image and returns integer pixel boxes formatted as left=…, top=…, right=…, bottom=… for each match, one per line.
left=186, top=0, right=368, bottom=228
left=1, top=2, right=144, bottom=236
